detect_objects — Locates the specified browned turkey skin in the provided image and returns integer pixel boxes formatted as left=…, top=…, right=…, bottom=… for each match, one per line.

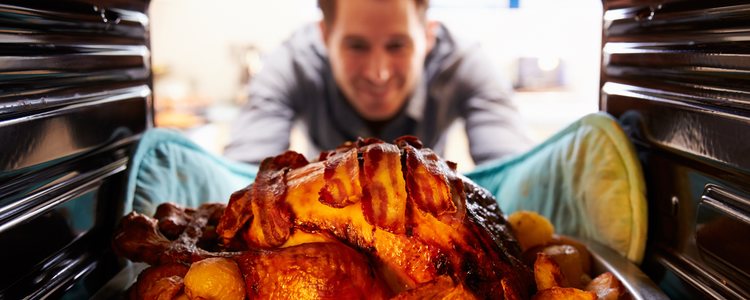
left=113, top=136, right=533, bottom=299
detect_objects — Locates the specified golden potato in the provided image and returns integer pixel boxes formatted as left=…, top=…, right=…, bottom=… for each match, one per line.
left=184, top=257, right=246, bottom=300
left=508, top=211, right=555, bottom=251
left=548, top=235, right=592, bottom=276
left=585, top=272, right=625, bottom=300
left=540, top=244, right=586, bottom=288
left=532, top=287, right=596, bottom=300
left=534, top=252, right=564, bottom=290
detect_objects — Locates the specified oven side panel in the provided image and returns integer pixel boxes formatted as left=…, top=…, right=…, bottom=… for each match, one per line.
left=0, top=0, right=151, bottom=298
left=600, top=0, right=750, bottom=299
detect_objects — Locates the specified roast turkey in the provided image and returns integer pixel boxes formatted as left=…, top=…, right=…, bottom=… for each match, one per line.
left=113, top=136, right=533, bottom=299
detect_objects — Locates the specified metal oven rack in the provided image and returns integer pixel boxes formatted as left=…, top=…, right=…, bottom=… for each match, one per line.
left=0, top=0, right=151, bottom=298
left=600, top=0, right=750, bottom=298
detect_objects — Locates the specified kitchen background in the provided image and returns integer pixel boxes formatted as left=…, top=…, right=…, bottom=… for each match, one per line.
left=148, top=0, right=602, bottom=171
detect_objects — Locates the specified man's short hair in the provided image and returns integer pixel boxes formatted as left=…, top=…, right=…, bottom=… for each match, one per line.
left=318, top=0, right=430, bottom=25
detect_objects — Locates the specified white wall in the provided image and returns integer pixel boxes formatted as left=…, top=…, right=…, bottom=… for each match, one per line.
left=149, top=0, right=320, bottom=103
left=430, top=0, right=603, bottom=137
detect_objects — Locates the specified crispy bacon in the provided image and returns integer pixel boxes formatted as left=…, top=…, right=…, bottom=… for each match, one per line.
left=319, top=148, right=362, bottom=208
left=360, top=142, right=408, bottom=234
left=401, top=144, right=455, bottom=217
left=244, top=151, right=308, bottom=248
left=216, top=187, right=252, bottom=244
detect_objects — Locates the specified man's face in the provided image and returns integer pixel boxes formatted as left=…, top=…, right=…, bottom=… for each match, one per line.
left=322, top=0, right=432, bottom=121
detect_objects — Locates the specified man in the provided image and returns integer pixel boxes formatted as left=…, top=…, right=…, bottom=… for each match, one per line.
left=224, top=0, right=533, bottom=165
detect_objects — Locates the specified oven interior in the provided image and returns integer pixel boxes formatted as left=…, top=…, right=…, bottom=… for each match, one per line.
left=0, top=0, right=150, bottom=298
left=1, top=0, right=749, bottom=299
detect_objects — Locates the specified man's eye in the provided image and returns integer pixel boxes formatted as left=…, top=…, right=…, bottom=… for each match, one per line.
left=346, top=43, right=369, bottom=52
left=386, top=41, right=407, bottom=52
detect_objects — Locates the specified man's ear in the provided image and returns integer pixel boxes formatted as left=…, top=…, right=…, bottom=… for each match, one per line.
left=425, top=20, right=439, bottom=53
left=319, top=20, right=330, bottom=45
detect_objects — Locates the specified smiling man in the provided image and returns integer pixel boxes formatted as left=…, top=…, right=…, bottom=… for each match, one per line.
left=225, top=0, right=534, bottom=165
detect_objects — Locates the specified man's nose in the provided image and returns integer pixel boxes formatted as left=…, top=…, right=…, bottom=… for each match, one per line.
left=364, top=50, right=391, bottom=85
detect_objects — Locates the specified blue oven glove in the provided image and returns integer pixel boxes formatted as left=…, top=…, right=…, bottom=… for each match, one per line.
left=124, top=113, right=646, bottom=263
left=464, top=112, right=647, bottom=263
left=124, top=128, right=257, bottom=216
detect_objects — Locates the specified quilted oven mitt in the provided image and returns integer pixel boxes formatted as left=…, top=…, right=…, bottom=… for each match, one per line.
left=465, top=112, right=647, bottom=263
left=124, top=128, right=257, bottom=216
left=125, top=112, right=646, bottom=263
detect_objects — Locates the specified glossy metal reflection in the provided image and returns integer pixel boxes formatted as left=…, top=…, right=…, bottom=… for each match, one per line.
left=0, top=0, right=151, bottom=298
left=601, top=0, right=750, bottom=299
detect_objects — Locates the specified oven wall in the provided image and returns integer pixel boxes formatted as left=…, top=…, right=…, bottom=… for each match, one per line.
left=600, top=0, right=750, bottom=299
left=0, top=0, right=151, bottom=298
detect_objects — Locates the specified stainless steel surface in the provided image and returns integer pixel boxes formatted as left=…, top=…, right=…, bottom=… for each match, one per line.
left=694, top=185, right=750, bottom=294
left=602, top=82, right=750, bottom=171
left=0, top=93, right=148, bottom=172
left=601, top=0, right=750, bottom=299
left=578, top=238, right=669, bottom=300
left=0, top=158, right=127, bottom=234
left=0, top=0, right=151, bottom=298
left=91, top=262, right=148, bottom=300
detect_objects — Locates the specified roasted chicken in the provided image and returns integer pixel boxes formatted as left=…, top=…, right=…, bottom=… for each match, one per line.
left=113, top=136, right=534, bottom=299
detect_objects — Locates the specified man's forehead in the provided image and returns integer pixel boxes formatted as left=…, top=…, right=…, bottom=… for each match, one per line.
left=331, top=0, right=421, bottom=34
left=342, top=33, right=412, bottom=42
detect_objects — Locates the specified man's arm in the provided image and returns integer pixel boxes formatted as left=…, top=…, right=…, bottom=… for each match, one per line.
left=223, top=45, right=299, bottom=164
left=457, top=46, right=535, bottom=165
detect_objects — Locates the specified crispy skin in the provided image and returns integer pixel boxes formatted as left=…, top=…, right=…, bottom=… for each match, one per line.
left=360, top=142, right=408, bottom=233
left=246, top=151, right=308, bottom=248
left=319, top=148, right=362, bottom=207
left=216, top=151, right=308, bottom=249
left=216, top=137, right=532, bottom=299
left=153, top=203, right=193, bottom=240
left=236, top=242, right=390, bottom=299
left=115, top=136, right=533, bottom=299
left=535, top=252, right=565, bottom=290
left=116, top=210, right=390, bottom=298
left=215, top=186, right=252, bottom=246
left=133, top=263, right=189, bottom=300
left=391, top=276, right=476, bottom=300
left=113, top=212, right=172, bottom=265
left=113, top=203, right=225, bottom=265
left=401, top=143, right=455, bottom=217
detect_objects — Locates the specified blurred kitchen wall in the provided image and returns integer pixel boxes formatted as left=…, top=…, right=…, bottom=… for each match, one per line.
left=149, top=0, right=319, bottom=103
left=148, top=0, right=602, bottom=170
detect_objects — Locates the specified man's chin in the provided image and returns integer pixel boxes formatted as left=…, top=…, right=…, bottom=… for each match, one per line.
left=358, top=108, right=398, bottom=122
left=349, top=94, right=404, bottom=121
left=360, top=113, right=390, bottom=122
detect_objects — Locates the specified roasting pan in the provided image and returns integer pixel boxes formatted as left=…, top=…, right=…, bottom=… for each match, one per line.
left=87, top=237, right=670, bottom=299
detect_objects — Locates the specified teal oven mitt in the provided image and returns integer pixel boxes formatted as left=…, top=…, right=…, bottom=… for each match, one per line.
left=124, top=128, right=258, bottom=216
left=465, top=112, right=647, bottom=263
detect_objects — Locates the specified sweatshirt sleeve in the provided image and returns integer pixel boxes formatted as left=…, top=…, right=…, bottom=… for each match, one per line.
left=223, top=41, right=299, bottom=164
left=457, top=46, right=535, bottom=165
